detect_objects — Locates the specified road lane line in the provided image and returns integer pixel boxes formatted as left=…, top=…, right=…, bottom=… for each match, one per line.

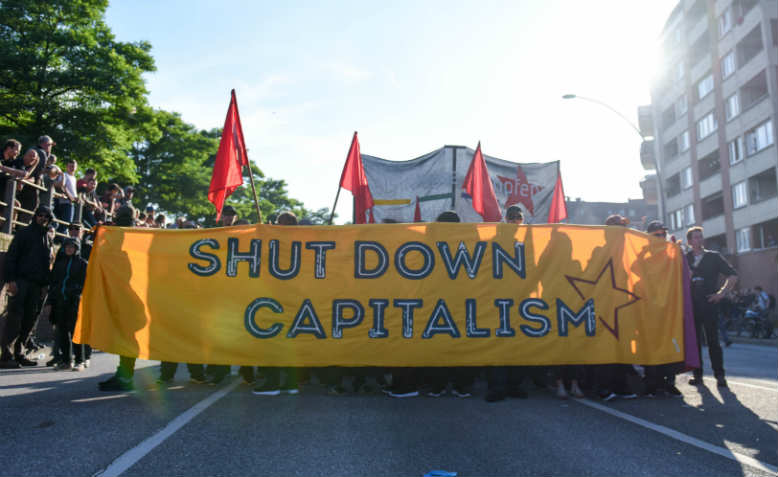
left=93, top=379, right=241, bottom=477
left=702, top=377, right=777, bottom=393
left=575, top=398, right=777, bottom=474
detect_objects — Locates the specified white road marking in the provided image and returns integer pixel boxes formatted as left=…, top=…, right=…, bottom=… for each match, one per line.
left=72, top=394, right=130, bottom=403
left=702, top=376, right=777, bottom=393
left=93, top=379, right=241, bottom=477
left=575, top=398, right=777, bottom=474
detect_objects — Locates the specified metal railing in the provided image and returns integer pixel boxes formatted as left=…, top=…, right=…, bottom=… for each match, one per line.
left=1, top=173, right=105, bottom=238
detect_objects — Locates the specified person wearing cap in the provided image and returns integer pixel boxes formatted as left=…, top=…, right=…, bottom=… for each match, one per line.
left=640, top=221, right=683, bottom=397
left=49, top=237, right=89, bottom=370
left=0, top=206, right=54, bottom=368
left=219, top=205, right=238, bottom=226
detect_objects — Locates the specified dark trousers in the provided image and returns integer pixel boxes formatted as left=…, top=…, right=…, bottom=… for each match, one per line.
left=117, top=356, right=136, bottom=379
left=53, top=298, right=89, bottom=363
left=1, top=280, right=43, bottom=361
left=487, top=366, right=527, bottom=394
left=16, top=187, right=38, bottom=225
left=692, top=298, right=725, bottom=379
left=54, top=201, right=74, bottom=234
left=263, top=367, right=297, bottom=389
left=427, top=367, right=476, bottom=392
left=644, top=363, right=680, bottom=390
left=160, top=361, right=205, bottom=381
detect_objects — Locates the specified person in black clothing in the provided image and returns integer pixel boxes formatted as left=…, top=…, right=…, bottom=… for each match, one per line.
left=0, top=205, right=54, bottom=368
left=49, top=238, right=90, bottom=371
left=686, top=226, right=737, bottom=388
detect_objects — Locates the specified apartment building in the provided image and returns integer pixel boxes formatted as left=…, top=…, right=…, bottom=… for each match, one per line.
left=642, top=0, right=777, bottom=296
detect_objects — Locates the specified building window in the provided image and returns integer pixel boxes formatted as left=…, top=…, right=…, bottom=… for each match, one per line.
left=685, top=204, right=695, bottom=226
left=664, top=138, right=679, bottom=159
left=668, top=209, right=684, bottom=231
left=697, top=73, right=714, bottom=101
left=722, top=51, right=736, bottom=78
left=676, top=94, right=688, bottom=116
left=736, top=227, right=751, bottom=253
left=697, top=112, right=718, bottom=141
left=719, top=7, right=733, bottom=37
left=662, top=105, right=676, bottom=127
left=728, top=137, right=744, bottom=165
left=701, top=192, right=725, bottom=220
left=666, top=173, right=681, bottom=197
left=681, top=167, right=693, bottom=189
left=745, top=119, right=775, bottom=156
left=679, top=130, right=690, bottom=151
left=676, top=61, right=685, bottom=82
left=748, top=168, right=778, bottom=203
left=753, top=218, right=778, bottom=249
left=725, top=94, right=740, bottom=121
left=732, top=181, right=748, bottom=208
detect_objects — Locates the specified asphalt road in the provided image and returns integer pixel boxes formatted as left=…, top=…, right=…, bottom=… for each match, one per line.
left=1, top=343, right=775, bottom=477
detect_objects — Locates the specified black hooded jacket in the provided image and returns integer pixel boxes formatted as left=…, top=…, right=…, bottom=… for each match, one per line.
left=4, top=221, right=52, bottom=285
left=48, top=239, right=88, bottom=305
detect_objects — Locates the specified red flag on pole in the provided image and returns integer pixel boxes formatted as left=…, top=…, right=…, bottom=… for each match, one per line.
left=208, top=89, right=248, bottom=220
left=547, top=165, right=568, bottom=223
left=339, top=132, right=374, bottom=224
left=462, top=142, right=502, bottom=222
left=414, top=196, right=422, bottom=222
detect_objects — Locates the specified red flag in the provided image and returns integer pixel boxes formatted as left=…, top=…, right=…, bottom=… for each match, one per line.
left=547, top=166, right=568, bottom=223
left=462, top=142, right=502, bottom=222
left=208, top=89, right=248, bottom=220
left=339, top=132, right=374, bottom=224
left=414, top=196, right=422, bottom=222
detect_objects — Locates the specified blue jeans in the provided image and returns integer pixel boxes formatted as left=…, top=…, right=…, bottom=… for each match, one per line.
left=55, top=201, right=74, bottom=234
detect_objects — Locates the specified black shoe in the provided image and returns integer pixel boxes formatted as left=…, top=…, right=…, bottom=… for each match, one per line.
left=209, top=374, right=228, bottom=386
left=0, top=360, right=21, bottom=369
left=716, top=377, right=728, bottom=388
left=507, top=387, right=529, bottom=399
left=189, top=374, right=207, bottom=385
left=239, top=368, right=255, bottom=385
left=724, top=341, right=732, bottom=347
left=688, top=377, right=703, bottom=386
left=99, top=375, right=134, bottom=392
left=46, top=357, right=60, bottom=367
left=16, top=357, right=38, bottom=367
left=485, top=390, right=506, bottom=402
left=665, top=385, right=682, bottom=397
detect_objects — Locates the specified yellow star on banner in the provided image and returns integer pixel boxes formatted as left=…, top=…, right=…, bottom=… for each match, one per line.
left=564, top=259, right=640, bottom=339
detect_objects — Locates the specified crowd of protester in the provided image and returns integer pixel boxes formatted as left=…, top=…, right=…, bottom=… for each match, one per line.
left=0, top=138, right=773, bottom=403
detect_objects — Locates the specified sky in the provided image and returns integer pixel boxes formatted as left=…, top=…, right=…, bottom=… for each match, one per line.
left=105, top=0, right=679, bottom=223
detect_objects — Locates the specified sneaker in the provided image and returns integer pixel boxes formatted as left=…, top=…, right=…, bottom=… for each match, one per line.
left=452, top=388, right=472, bottom=398
left=688, top=376, right=703, bottom=386
left=0, top=360, right=21, bottom=369
left=716, top=377, right=728, bottom=388
left=281, top=387, right=299, bottom=395
left=46, top=357, right=60, bottom=367
left=189, top=376, right=207, bottom=385
left=72, top=362, right=85, bottom=372
left=84, top=359, right=91, bottom=368
left=99, top=375, right=134, bottom=392
left=601, top=392, right=617, bottom=402
left=239, top=368, right=256, bottom=385
left=665, top=385, right=682, bottom=397
left=617, top=393, right=638, bottom=400
left=556, top=384, right=569, bottom=399
left=570, top=383, right=585, bottom=399
left=388, top=387, right=419, bottom=398
left=155, top=377, right=173, bottom=387
left=426, top=388, right=446, bottom=397
left=208, top=374, right=228, bottom=386
left=252, top=384, right=280, bottom=396
left=507, top=387, right=529, bottom=399
left=16, top=357, right=38, bottom=367
left=56, top=362, right=73, bottom=370
left=328, top=385, right=347, bottom=396
left=485, top=390, right=506, bottom=402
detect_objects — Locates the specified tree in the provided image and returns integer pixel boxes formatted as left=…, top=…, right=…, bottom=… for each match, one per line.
left=0, top=0, right=156, bottom=183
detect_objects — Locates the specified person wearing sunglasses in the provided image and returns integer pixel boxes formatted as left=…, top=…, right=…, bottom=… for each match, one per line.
left=0, top=206, right=54, bottom=368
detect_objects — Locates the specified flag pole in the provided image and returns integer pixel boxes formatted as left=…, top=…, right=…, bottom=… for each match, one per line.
left=328, top=131, right=358, bottom=225
left=230, top=89, right=263, bottom=224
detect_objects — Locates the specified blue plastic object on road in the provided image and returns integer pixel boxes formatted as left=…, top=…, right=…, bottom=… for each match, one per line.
left=424, top=471, right=457, bottom=477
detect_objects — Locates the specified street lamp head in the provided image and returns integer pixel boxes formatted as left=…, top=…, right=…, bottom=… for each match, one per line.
left=562, top=94, right=577, bottom=99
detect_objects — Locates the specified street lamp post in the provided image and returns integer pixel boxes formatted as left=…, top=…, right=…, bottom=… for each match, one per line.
left=562, top=93, right=665, bottom=222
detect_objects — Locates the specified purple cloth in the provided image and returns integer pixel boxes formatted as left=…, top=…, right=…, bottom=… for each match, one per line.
left=682, top=253, right=700, bottom=370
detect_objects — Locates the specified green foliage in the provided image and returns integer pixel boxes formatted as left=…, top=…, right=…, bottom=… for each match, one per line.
left=0, top=0, right=331, bottom=225
left=0, top=0, right=156, bottom=182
